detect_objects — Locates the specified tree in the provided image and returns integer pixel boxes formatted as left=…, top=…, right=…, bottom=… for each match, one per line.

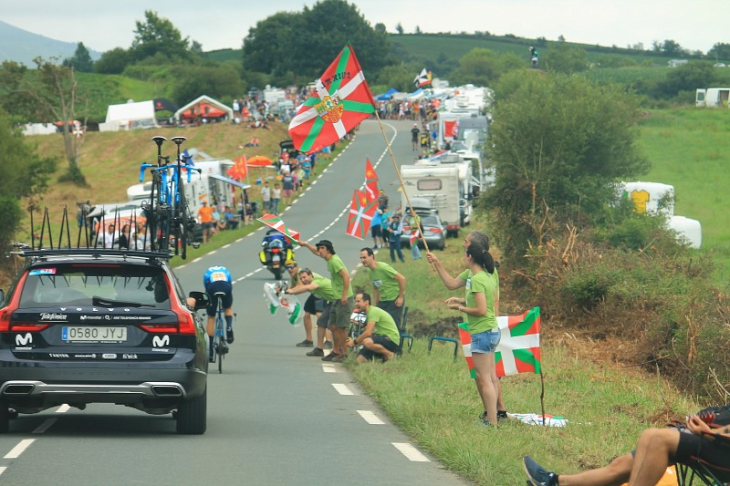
left=543, top=43, right=588, bottom=74
left=660, top=39, right=685, bottom=57
left=62, top=43, right=94, bottom=73
left=484, top=73, right=649, bottom=259
left=242, top=12, right=303, bottom=75
left=23, top=57, right=89, bottom=185
left=376, top=63, right=417, bottom=92
left=449, top=48, right=501, bottom=86
left=170, top=64, right=245, bottom=105
left=131, top=11, right=191, bottom=62
left=396, top=22, right=404, bottom=35
left=0, top=108, right=57, bottom=253
left=656, top=61, right=716, bottom=98
left=708, top=42, right=730, bottom=61
left=94, top=48, right=133, bottom=74
left=415, top=26, right=421, bottom=35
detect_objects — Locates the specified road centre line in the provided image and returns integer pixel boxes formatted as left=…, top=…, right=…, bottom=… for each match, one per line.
left=4, top=439, right=35, bottom=459
left=332, top=383, right=354, bottom=396
left=392, top=442, right=430, bottom=462
left=33, top=418, right=56, bottom=434
left=357, top=410, right=384, bottom=424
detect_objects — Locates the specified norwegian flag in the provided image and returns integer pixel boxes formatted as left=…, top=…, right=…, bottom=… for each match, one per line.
left=346, top=190, right=378, bottom=239
left=364, top=158, right=378, bottom=199
left=287, top=44, right=376, bottom=154
left=495, top=307, right=541, bottom=377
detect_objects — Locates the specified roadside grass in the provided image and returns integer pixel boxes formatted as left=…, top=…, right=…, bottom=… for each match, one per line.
left=348, top=247, right=697, bottom=485
left=637, top=108, right=730, bottom=286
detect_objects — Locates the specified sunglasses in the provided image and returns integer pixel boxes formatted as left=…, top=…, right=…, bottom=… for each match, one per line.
left=285, top=265, right=297, bottom=270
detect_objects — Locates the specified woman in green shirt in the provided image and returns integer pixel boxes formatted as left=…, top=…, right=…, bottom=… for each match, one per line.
left=427, top=231, right=502, bottom=427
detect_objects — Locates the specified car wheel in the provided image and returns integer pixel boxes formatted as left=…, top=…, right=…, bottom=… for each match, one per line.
left=0, top=401, right=10, bottom=433
left=176, top=386, right=207, bottom=434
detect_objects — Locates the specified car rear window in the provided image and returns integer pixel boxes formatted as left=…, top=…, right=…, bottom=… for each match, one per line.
left=18, top=264, right=171, bottom=310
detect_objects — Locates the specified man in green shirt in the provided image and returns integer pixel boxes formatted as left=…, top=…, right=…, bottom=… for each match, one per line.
left=284, top=267, right=334, bottom=357
left=359, top=248, right=406, bottom=328
left=300, top=239, right=354, bottom=363
left=346, top=292, right=401, bottom=363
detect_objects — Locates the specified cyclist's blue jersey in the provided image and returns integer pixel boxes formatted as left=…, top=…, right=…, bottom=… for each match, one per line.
left=203, top=266, right=232, bottom=288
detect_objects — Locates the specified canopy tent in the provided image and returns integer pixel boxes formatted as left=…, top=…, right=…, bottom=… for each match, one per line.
left=375, top=87, right=398, bottom=101
left=100, top=100, right=158, bottom=132
left=407, top=88, right=425, bottom=100
left=174, top=95, right=233, bottom=123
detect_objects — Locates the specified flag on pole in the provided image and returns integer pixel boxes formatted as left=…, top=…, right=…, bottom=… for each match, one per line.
left=495, top=307, right=541, bottom=377
left=443, top=119, right=460, bottom=139
left=346, top=190, right=378, bottom=239
left=409, top=228, right=421, bottom=246
left=413, top=68, right=432, bottom=88
left=458, top=323, right=476, bottom=379
left=288, top=44, right=376, bottom=154
left=364, top=158, right=378, bottom=199
left=257, top=214, right=301, bottom=244
left=238, top=154, right=248, bottom=179
left=226, top=158, right=244, bottom=181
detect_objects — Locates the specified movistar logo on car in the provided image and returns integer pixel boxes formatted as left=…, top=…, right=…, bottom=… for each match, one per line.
left=40, top=312, right=67, bottom=320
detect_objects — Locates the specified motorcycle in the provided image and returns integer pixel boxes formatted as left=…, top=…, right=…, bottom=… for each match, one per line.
left=258, top=234, right=293, bottom=280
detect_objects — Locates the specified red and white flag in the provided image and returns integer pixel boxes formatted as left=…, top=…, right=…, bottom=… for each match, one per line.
left=409, top=228, right=421, bottom=246
left=257, top=214, right=301, bottom=245
left=346, top=190, right=377, bottom=239
left=364, top=158, right=378, bottom=199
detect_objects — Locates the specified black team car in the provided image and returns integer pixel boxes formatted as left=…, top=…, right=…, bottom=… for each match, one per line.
left=0, top=247, right=210, bottom=434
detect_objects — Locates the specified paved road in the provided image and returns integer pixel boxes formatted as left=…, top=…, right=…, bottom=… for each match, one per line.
left=0, top=120, right=467, bottom=486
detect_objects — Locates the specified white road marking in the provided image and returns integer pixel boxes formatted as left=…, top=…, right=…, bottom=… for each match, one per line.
left=322, top=364, right=336, bottom=373
left=332, top=383, right=354, bottom=396
left=193, top=257, right=202, bottom=263
left=4, top=439, right=35, bottom=459
left=357, top=410, right=385, bottom=425
left=209, top=250, right=217, bottom=255
left=0, top=467, right=6, bottom=476
left=56, top=404, right=70, bottom=413
left=222, top=244, right=231, bottom=249
left=392, top=442, right=430, bottom=462
left=33, top=418, right=57, bottom=434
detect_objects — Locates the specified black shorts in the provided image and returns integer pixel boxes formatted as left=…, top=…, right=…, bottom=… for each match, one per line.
left=358, top=335, right=400, bottom=361
left=304, top=294, right=324, bottom=314
left=371, top=225, right=382, bottom=238
left=205, top=281, right=233, bottom=316
left=673, top=429, right=730, bottom=470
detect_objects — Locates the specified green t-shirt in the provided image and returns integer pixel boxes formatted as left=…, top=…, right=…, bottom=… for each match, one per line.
left=458, top=268, right=498, bottom=334
left=366, top=305, right=400, bottom=343
left=310, top=274, right=337, bottom=301
left=368, top=262, right=401, bottom=302
left=327, top=254, right=353, bottom=299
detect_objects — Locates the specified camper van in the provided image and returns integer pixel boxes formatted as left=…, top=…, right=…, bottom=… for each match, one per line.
left=695, top=88, right=730, bottom=107
left=400, top=164, right=462, bottom=236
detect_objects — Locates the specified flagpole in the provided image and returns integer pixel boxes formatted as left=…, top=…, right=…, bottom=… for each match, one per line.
left=372, top=111, right=431, bottom=254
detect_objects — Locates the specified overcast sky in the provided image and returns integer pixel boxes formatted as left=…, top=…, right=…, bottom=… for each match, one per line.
left=2, top=0, right=728, bottom=54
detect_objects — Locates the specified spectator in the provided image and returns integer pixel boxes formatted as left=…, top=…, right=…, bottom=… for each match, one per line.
left=118, top=224, right=130, bottom=249
left=523, top=408, right=730, bottom=486
left=377, top=189, right=389, bottom=211
left=299, top=240, right=354, bottom=363
left=387, top=213, right=406, bottom=263
left=271, top=183, right=282, bottom=215
left=426, top=231, right=503, bottom=427
left=102, top=223, right=116, bottom=249
left=359, top=248, right=406, bottom=328
left=346, top=292, right=401, bottom=362
left=197, top=201, right=214, bottom=243
left=223, top=206, right=239, bottom=230
left=370, top=208, right=384, bottom=249
left=281, top=170, right=294, bottom=207
left=408, top=214, right=422, bottom=260
left=284, top=264, right=334, bottom=353
left=260, top=181, right=271, bottom=213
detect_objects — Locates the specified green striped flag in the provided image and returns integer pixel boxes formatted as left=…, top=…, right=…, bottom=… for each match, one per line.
left=495, top=307, right=541, bottom=377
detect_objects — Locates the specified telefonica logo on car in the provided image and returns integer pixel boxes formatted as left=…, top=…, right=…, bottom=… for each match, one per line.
left=152, top=335, right=170, bottom=348
left=15, top=333, right=32, bottom=346
left=40, top=313, right=67, bottom=320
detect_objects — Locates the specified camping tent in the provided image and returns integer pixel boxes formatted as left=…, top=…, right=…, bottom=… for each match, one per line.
left=99, top=100, right=158, bottom=132
left=175, top=95, right=233, bottom=124
left=375, top=87, right=398, bottom=101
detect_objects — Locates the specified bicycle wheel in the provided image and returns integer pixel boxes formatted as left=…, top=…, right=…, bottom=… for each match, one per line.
left=176, top=182, right=189, bottom=260
left=217, top=336, right=224, bottom=374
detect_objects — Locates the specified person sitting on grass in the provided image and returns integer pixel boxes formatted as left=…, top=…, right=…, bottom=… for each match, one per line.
left=523, top=405, right=730, bottom=486
left=346, top=292, right=401, bottom=363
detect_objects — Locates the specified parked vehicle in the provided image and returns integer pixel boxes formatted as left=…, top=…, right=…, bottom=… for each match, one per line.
left=695, top=88, right=730, bottom=107
left=401, top=213, right=447, bottom=251
left=0, top=246, right=210, bottom=434
left=401, top=164, right=462, bottom=236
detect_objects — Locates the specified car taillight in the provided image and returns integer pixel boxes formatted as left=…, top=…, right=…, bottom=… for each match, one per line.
left=403, top=226, right=410, bottom=231
left=172, top=307, right=197, bottom=335
left=428, top=227, right=442, bottom=234
left=141, top=323, right=179, bottom=334
left=0, top=272, right=27, bottom=332
left=10, top=323, right=50, bottom=332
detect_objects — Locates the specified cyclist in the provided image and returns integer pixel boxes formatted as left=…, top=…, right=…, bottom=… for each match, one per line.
left=203, top=265, right=234, bottom=361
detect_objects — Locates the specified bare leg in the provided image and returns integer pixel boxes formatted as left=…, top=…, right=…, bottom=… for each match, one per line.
left=361, top=338, right=395, bottom=360
left=628, top=429, right=680, bottom=486
left=333, top=327, right=348, bottom=355
left=315, top=325, right=326, bottom=348
left=302, top=312, right=313, bottom=341
left=558, top=453, right=633, bottom=486
left=472, top=352, right=498, bottom=425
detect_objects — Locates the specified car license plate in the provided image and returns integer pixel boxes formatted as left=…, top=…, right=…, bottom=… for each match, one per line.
left=62, top=326, right=127, bottom=342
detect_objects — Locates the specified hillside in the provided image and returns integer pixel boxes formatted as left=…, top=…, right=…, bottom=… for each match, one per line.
left=0, top=20, right=101, bottom=67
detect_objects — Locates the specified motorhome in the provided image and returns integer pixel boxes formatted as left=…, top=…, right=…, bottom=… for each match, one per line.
left=400, top=164, right=462, bottom=236
left=695, top=88, right=730, bottom=107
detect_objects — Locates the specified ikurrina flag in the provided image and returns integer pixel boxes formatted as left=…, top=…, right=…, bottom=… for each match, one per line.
left=288, top=44, right=376, bottom=154
left=458, top=323, right=476, bottom=379
left=364, top=158, right=378, bottom=199
left=257, top=214, right=301, bottom=245
left=495, top=307, right=541, bottom=377
left=346, top=189, right=378, bottom=239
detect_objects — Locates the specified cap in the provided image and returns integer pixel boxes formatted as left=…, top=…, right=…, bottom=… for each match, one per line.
left=392, top=213, right=401, bottom=218
left=202, top=200, right=208, bottom=204
left=285, top=259, right=297, bottom=266
left=315, top=239, right=334, bottom=250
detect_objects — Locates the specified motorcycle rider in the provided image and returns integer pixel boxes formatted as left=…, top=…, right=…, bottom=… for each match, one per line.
left=259, top=229, right=295, bottom=275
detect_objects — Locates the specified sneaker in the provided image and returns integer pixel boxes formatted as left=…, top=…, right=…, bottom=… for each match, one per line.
left=226, top=327, right=234, bottom=344
left=296, top=339, right=314, bottom=348
left=306, top=348, right=324, bottom=357
left=321, top=352, right=339, bottom=362
left=523, top=455, right=558, bottom=486
left=323, top=340, right=333, bottom=349
left=481, top=418, right=494, bottom=427
left=372, top=245, right=378, bottom=250
left=498, top=410, right=508, bottom=422
left=331, top=354, right=346, bottom=363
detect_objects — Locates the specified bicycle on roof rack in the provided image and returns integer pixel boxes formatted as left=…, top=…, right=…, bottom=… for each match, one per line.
left=139, top=136, right=201, bottom=260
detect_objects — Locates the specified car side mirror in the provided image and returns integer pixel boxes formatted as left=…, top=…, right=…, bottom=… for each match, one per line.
left=188, top=291, right=210, bottom=311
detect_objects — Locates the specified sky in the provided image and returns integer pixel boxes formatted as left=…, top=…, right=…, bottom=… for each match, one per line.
left=2, top=0, right=728, bottom=55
